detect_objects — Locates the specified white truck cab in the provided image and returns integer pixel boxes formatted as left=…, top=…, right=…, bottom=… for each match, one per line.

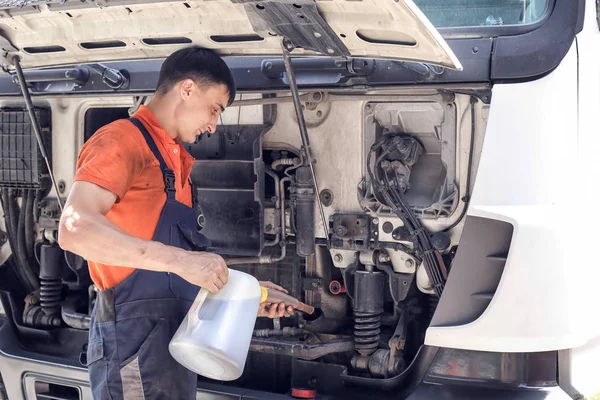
left=0, top=0, right=598, bottom=398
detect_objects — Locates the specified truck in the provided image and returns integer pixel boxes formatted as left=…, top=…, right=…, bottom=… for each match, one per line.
left=0, top=0, right=598, bottom=398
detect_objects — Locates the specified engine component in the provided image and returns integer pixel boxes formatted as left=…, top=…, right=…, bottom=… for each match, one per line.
left=61, top=296, right=91, bottom=330
left=271, top=157, right=299, bottom=171
left=264, top=168, right=282, bottom=247
left=380, top=136, right=422, bottom=187
left=328, top=280, right=345, bottom=295
left=39, top=243, right=64, bottom=317
left=387, top=249, right=417, bottom=274
left=23, top=301, right=61, bottom=327
left=373, top=260, right=414, bottom=304
left=416, top=262, right=435, bottom=294
left=250, top=337, right=354, bottom=361
left=352, top=270, right=385, bottom=358
left=361, top=100, right=459, bottom=220
left=367, top=134, right=448, bottom=297
left=291, top=166, right=316, bottom=257
left=431, top=231, right=451, bottom=251
left=282, top=40, right=329, bottom=240
left=38, top=197, right=62, bottom=231
left=329, top=214, right=373, bottom=251
left=319, top=189, right=333, bottom=207
left=303, top=248, right=349, bottom=331
left=363, top=348, right=404, bottom=378
left=253, top=327, right=310, bottom=338
left=0, top=189, right=39, bottom=292
left=385, top=309, right=408, bottom=376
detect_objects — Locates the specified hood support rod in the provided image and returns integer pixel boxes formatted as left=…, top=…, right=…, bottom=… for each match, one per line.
left=11, top=56, right=63, bottom=212
left=281, top=39, right=329, bottom=240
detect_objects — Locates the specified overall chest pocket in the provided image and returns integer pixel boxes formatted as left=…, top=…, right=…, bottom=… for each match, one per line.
left=171, top=220, right=211, bottom=252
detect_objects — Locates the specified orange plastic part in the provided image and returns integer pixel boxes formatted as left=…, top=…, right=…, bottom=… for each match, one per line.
left=291, top=388, right=317, bottom=399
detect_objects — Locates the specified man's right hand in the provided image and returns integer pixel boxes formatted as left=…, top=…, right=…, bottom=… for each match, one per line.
left=173, top=251, right=229, bottom=294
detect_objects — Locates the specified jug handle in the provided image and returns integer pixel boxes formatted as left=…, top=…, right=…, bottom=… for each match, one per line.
left=186, top=288, right=209, bottom=332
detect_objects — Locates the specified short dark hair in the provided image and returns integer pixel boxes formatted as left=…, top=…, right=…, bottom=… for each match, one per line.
left=156, top=46, right=236, bottom=106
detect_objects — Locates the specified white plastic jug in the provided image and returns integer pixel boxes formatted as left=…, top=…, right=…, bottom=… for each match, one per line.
left=168, top=269, right=262, bottom=381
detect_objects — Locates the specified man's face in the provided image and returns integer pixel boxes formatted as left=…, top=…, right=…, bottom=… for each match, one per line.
left=174, top=80, right=230, bottom=144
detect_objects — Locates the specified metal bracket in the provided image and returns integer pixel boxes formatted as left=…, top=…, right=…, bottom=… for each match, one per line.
left=375, top=260, right=414, bottom=304
left=445, top=88, right=492, bottom=104
left=0, top=33, right=18, bottom=72
left=128, top=96, right=148, bottom=116
left=233, top=0, right=350, bottom=58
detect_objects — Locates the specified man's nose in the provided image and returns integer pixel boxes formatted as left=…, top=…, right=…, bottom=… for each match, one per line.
left=206, top=116, right=219, bottom=134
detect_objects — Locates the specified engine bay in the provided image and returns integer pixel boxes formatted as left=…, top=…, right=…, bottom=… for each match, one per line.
left=0, top=87, right=488, bottom=395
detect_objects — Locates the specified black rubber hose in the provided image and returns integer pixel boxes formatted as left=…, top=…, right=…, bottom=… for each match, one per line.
left=1, top=189, right=38, bottom=292
left=12, top=190, right=39, bottom=290
left=1, top=189, right=28, bottom=290
left=61, top=300, right=90, bottom=330
left=17, top=191, right=27, bottom=259
left=2, top=189, right=18, bottom=241
left=24, top=190, right=36, bottom=266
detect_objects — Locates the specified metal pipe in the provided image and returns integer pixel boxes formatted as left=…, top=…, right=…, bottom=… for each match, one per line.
left=281, top=40, right=329, bottom=240
left=253, top=327, right=312, bottom=338
left=264, top=168, right=281, bottom=247
left=12, top=56, right=63, bottom=212
left=275, top=176, right=291, bottom=263
left=250, top=337, right=354, bottom=360
left=271, top=157, right=299, bottom=170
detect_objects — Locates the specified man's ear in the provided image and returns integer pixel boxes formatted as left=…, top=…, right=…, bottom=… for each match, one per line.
left=180, top=79, right=195, bottom=100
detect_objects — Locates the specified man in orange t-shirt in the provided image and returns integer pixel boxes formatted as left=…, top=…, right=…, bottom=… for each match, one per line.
left=58, top=46, right=291, bottom=400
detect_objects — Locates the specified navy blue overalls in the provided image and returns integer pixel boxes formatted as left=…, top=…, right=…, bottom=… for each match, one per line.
left=86, top=117, right=210, bottom=399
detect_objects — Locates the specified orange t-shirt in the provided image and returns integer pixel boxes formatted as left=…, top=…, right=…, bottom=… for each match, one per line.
left=73, top=105, right=195, bottom=290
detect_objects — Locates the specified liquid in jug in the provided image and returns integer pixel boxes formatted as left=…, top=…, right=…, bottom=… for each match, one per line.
left=169, top=269, right=261, bottom=381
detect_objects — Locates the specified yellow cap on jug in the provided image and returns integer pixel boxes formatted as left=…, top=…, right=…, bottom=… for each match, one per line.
left=259, top=286, right=269, bottom=303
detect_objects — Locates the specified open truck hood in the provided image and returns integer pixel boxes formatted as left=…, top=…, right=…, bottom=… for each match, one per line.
left=0, top=0, right=461, bottom=71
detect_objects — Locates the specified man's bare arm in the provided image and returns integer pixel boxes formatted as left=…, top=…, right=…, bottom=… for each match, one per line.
left=58, top=181, right=228, bottom=293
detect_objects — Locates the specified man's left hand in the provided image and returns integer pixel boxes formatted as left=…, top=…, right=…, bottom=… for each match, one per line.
left=258, top=281, right=294, bottom=318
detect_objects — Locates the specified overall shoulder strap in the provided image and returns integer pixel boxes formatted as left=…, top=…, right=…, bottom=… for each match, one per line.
left=188, top=177, right=198, bottom=208
left=128, top=117, right=176, bottom=200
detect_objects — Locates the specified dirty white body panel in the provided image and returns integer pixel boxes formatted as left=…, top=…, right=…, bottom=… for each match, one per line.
left=0, top=0, right=461, bottom=69
left=427, top=1, right=600, bottom=354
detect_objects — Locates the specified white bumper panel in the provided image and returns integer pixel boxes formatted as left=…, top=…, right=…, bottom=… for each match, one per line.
left=426, top=26, right=600, bottom=352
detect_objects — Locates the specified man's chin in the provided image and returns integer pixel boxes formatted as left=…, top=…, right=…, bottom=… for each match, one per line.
left=180, top=134, right=199, bottom=144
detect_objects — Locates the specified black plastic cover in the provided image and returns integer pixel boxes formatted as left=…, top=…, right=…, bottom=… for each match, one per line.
left=431, top=216, right=514, bottom=327
left=0, top=108, right=50, bottom=189
left=187, top=126, right=266, bottom=256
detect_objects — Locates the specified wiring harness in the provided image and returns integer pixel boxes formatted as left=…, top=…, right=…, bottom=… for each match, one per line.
left=367, top=135, right=447, bottom=297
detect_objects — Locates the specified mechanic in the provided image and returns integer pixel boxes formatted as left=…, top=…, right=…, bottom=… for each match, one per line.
left=58, top=46, right=293, bottom=399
